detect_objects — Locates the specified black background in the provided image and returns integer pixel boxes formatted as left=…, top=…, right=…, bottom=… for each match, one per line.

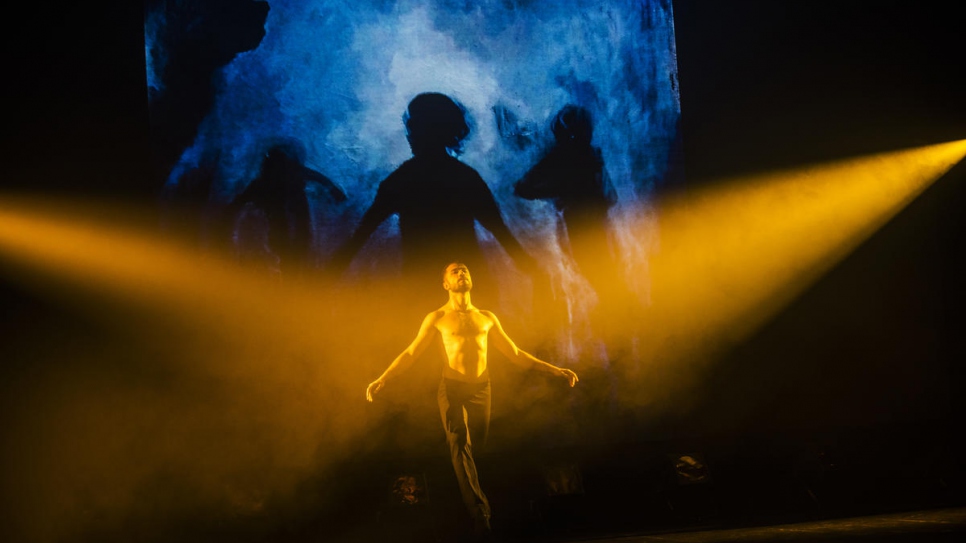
left=3, top=0, right=965, bottom=539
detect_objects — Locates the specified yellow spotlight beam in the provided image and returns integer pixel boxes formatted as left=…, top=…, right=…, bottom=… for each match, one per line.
left=0, top=140, right=962, bottom=542
left=642, top=139, right=966, bottom=363
left=0, top=197, right=410, bottom=542
left=0, top=201, right=299, bottom=356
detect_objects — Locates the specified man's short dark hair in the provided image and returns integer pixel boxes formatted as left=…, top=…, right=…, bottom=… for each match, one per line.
left=442, top=261, right=467, bottom=280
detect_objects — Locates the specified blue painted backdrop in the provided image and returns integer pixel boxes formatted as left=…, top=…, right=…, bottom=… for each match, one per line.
left=148, top=0, right=678, bottom=232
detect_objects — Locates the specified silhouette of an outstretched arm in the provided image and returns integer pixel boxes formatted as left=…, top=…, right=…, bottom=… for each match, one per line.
left=329, top=183, right=395, bottom=276
left=474, top=183, right=538, bottom=273
left=304, top=168, right=347, bottom=204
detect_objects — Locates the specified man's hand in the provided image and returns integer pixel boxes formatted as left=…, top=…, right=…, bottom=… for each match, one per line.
left=558, top=368, right=579, bottom=387
left=366, top=378, right=386, bottom=402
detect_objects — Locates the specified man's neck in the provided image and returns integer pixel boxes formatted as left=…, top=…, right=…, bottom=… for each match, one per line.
left=448, top=291, right=473, bottom=311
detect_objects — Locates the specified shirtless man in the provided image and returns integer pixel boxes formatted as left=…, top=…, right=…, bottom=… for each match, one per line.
left=366, top=262, right=578, bottom=538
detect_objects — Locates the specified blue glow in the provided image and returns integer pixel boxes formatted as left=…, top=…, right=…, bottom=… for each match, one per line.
left=152, top=0, right=680, bottom=352
left=143, top=7, right=165, bottom=98
left=160, top=0, right=678, bottom=200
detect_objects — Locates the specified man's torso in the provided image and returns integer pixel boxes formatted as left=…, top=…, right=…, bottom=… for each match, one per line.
left=434, top=308, right=493, bottom=382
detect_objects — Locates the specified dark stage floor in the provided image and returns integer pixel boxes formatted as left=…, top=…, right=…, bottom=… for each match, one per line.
left=517, top=507, right=966, bottom=543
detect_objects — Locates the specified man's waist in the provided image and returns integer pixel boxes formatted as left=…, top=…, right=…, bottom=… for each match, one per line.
left=442, top=364, right=489, bottom=383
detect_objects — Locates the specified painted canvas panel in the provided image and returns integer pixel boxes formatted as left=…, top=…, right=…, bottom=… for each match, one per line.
left=145, top=0, right=681, bottom=360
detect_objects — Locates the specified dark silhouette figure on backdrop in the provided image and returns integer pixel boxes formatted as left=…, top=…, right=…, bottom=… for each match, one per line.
left=514, top=105, right=623, bottom=330
left=229, top=142, right=346, bottom=276
left=232, top=202, right=280, bottom=276
left=150, top=0, right=270, bottom=249
left=160, top=149, right=220, bottom=242
left=330, top=93, right=536, bottom=300
left=147, top=0, right=270, bottom=183
left=366, top=262, right=578, bottom=541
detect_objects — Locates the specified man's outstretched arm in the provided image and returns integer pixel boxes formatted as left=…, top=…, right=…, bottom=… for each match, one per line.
left=366, top=311, right=440, bottom=402
left=484, top=311, right=578, bottom=387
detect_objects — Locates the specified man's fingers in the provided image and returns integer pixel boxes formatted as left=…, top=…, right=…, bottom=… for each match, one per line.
left=367, top=380, right=383, bottom=401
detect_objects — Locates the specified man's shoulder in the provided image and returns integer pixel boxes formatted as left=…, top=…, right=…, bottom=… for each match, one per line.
left=425, top=308, right=447, bottom=321
left=426, top=308, right=456, bottom=331
left=477, top=309, right=500, bottom=322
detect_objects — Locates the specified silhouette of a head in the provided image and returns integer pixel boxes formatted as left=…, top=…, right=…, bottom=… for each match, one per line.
left=259, top=141, right=305, bottom=186
left=404, top=93, right=471, bottom=156
left=551, top=105, right=593, bottom=145
left=263, top=141, right=304, bottom=166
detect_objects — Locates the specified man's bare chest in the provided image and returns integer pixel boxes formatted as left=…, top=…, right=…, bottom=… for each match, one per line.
left=437, top=310, right=492, bottom=339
